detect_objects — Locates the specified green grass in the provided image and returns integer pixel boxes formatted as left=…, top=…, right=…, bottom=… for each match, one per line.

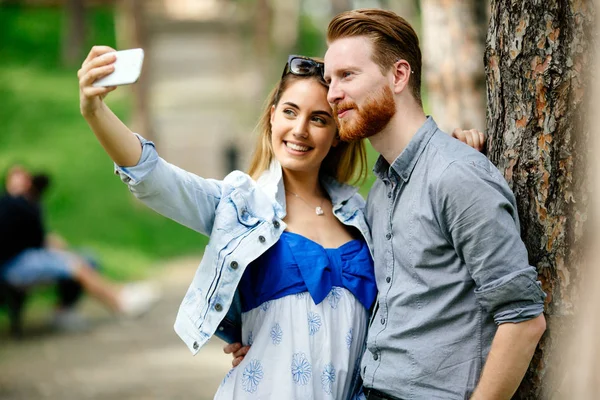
left=0, top=5, right=207, bottom=284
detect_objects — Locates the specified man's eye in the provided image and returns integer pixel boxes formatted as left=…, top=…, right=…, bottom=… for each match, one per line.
left=342, top=71, right=352, bottom=78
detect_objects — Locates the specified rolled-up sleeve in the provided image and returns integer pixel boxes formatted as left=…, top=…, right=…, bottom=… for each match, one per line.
left=114, top=133, right=159, bottom=185
left=113, top=134, right=223, bottom=236
left=435, top=159, right=546, bottom=325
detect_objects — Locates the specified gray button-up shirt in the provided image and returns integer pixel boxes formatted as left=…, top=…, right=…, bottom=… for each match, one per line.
left=361, top=117, right=546, bottom=400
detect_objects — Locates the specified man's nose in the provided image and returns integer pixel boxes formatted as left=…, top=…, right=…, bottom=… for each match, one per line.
left=327, top=81, right=343, bottom=105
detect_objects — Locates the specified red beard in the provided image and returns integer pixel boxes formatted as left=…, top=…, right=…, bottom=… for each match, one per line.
left=333, top=85, right=396, bottom=142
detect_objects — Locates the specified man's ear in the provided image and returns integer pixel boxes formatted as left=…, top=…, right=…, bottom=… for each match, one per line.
left=392, top=60, right=411, bottom=95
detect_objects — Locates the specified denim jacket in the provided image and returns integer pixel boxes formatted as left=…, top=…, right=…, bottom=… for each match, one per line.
left=115, top=135, right=373, bottom=355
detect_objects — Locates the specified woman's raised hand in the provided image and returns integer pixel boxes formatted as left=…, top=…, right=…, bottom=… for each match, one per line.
left=77, top=46, right=142, bottom=167
left=78, top=46, right=118, bottom=118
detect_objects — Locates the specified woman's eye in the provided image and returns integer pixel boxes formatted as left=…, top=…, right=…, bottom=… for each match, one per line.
left=283, top=109, right=296, bottom=117
left=312, top=116, right=326, bottom=124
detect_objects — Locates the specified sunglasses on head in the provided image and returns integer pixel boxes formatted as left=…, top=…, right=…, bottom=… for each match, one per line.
left=282, top=55, right=325, bottom=81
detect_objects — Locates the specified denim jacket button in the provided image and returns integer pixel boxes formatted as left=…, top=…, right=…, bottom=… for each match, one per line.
left=258, top=235, right=266, bottom=243
left=273, top=220, right=280, bottom=229
left=373, top=353, right=379, bottom=361
left=386, top=276, right=391, bottom=283
left=230, top=261, right=239, bottom=270
left=385, top=233, right=392, bottom=240
left=193, top=341, right=199, bottom=350
left=215, top=303, right=223, bottom=312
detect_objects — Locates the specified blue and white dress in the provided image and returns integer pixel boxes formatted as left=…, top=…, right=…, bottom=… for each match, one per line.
left=215, top=231, right=377, bottom=399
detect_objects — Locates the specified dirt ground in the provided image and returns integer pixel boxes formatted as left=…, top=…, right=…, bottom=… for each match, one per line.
left=0, top=257, right=232, bottom=400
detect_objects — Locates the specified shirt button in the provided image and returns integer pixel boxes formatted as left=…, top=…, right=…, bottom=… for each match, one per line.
left=258, top=235, right=266, bottom=243
left=214, top=303, right=223, bottom=312
left=385, top=233, right=392, bottom=240
left=387, top=192, right=392, bottom=198
left=273, top=220, right=280, bottom=229
left=193, top=341, right=199, bottom=350
left=218, top=326, right=224, bottom=331
left=373, top=353, right=379, bottom=361
left=386, top=276, right=391, bottom=283
left=381, top=318, right=386, bottom=325
left=230, top=261, right=239, bottom=270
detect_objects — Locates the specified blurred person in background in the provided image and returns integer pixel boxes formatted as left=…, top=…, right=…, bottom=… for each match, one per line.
left=0, top=164, right=161, bottom=332
left=78, top=43, right=483, bottom=399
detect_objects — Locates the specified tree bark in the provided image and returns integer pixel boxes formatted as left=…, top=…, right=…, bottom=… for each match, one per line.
left=485, top=0, right=594, bottom=398
left=421, top=0, right=487, bottom=133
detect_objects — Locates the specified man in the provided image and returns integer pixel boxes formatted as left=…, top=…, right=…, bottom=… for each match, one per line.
left=323, top=8, right=546, bottom=400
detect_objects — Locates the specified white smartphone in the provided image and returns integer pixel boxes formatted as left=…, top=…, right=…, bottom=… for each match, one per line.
left=93, top=48, right=145, bottom=87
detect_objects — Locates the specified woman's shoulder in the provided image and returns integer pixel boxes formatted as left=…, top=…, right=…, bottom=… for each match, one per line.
left=221, top=170, right=257, bottom=192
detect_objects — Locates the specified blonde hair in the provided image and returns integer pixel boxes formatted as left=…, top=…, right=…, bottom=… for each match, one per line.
left=248, top=60, right=367, bottom=185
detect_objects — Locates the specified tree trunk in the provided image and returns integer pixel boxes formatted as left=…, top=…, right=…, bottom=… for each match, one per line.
left=270, top=0, right=300, bottom=54
left=115, top=0, right=152, bottom=141
left=485, top=0, right=594, bottom=398
left=421, top=0, right=487, bottom=133
left=61, top=0, right=86, bottom=67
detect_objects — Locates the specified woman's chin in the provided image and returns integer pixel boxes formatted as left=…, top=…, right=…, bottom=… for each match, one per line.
left=277, top=158, right=320, bottom=176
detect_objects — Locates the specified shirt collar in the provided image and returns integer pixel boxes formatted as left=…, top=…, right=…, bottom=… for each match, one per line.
left=256, top=159, right=359, bottom=216
left=373, top=116, right=438, bottom=183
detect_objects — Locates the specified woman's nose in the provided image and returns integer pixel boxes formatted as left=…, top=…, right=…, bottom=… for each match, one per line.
left=292, top=119, right=309, bottom=138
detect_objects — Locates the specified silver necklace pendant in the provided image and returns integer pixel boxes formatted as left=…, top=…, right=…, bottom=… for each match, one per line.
left=285, top=189, right=326, bottom=216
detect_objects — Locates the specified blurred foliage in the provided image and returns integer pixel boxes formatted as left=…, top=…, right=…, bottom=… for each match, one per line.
left=0, top=5, right=207, bottom=283
left=297, top=14, right=327, bottom=58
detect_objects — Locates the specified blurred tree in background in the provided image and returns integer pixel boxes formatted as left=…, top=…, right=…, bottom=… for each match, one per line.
left=421, top=0, right=488, bottom=133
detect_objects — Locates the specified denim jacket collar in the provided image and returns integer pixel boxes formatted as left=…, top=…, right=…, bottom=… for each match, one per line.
left=256, top=160, right=360, bottom=217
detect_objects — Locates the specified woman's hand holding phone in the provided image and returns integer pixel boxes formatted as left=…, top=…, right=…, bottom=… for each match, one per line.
left=78, top=46, right=119, bottom=118
left=77, top=46, right=144, bottom=167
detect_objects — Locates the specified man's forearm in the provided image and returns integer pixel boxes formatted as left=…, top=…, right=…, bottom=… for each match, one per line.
left=471, top=314, right=546, bottom=400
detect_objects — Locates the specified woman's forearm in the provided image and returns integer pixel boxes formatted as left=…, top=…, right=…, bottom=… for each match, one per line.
left=84, top=101, right=142, bottom=167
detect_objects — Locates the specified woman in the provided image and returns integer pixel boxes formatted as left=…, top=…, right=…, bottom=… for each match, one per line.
left=78, top=46, right=482, bottom=399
